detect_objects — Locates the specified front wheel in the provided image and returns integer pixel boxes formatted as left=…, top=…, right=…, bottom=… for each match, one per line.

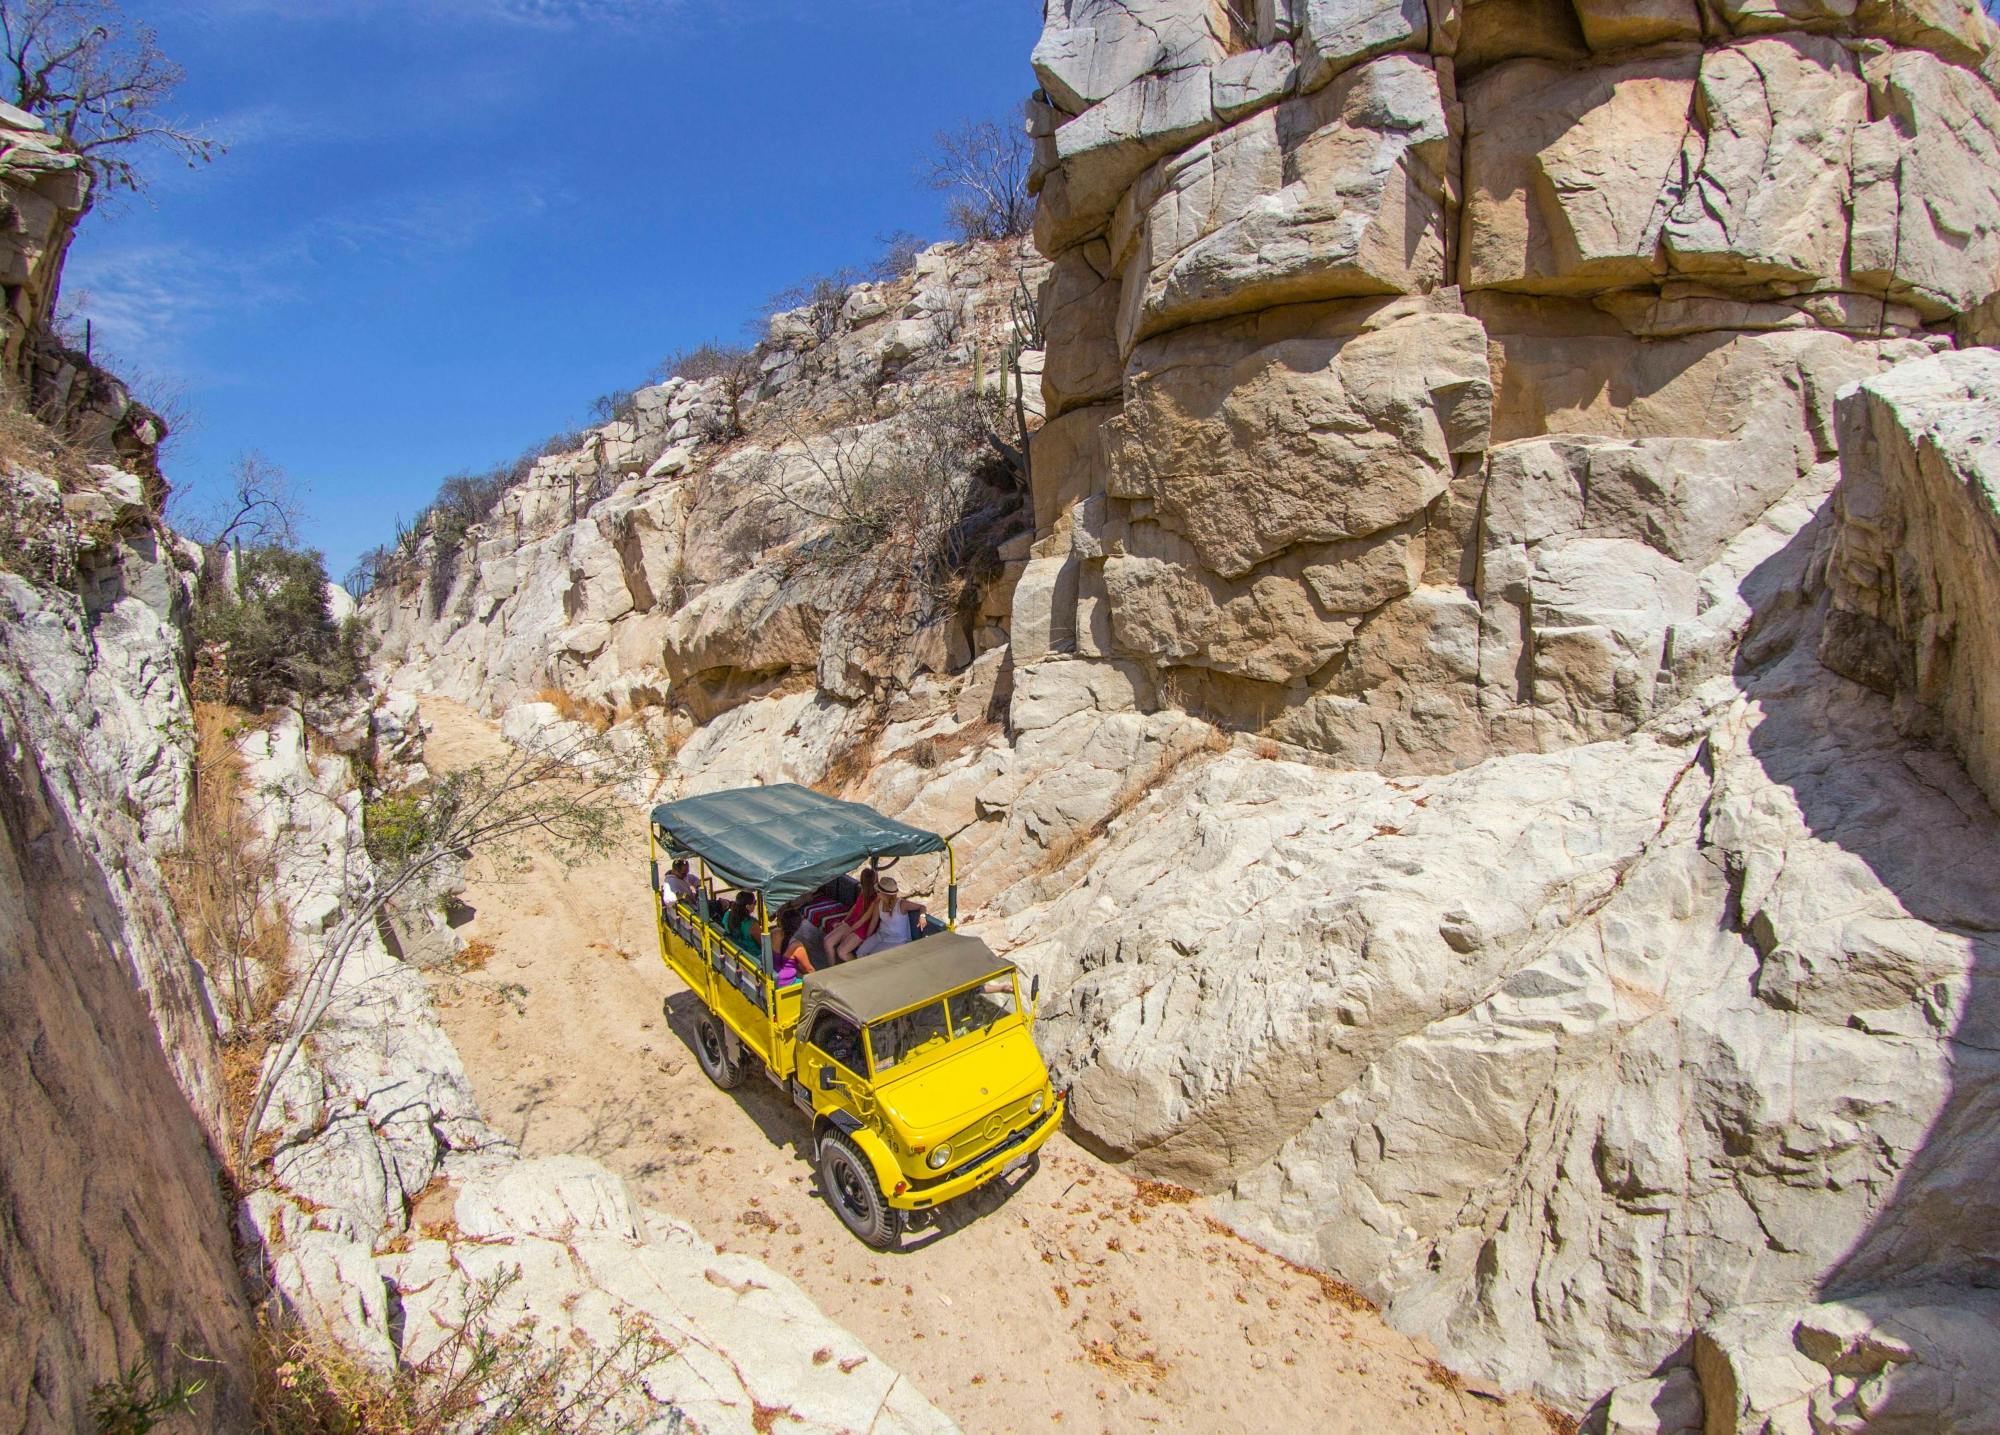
left=692, top=1011, right=745, bottom=1089
left=817, top=1131, right=902, bottom=1249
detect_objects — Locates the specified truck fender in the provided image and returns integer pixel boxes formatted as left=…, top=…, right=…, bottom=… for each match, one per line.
left=815, top=1117, right=901, bottom=1193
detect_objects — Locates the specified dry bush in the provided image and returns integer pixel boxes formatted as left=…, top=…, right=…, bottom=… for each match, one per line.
left=749, top=387, right=1012, bottom=659
left=0, top=401, right=121, bottom=585
left=1537, top=1404, right=1581, bottom=1435
left=1254, top=737, right=1280, bottom=761
left=534, top=687, right=614, bottom=733
left=251, top=1269, right=680, bottom=1434
left=1132, top=1178, right=1198, bottom=1208
left=926, top=117, right=1033, bottom=242
left=455, top=938, right=495, bottom=973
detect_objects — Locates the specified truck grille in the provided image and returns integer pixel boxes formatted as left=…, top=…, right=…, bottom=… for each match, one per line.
left=935, top=1103, right=1052, bottom=1184
left=950, top=1093, right=1038, bottom=1165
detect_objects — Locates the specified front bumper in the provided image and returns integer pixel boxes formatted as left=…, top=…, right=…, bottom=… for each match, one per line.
left=885, top=1094, right=1065, bottom=1211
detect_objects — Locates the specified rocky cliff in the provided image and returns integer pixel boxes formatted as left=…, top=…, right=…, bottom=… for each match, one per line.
left=0, top=461, right=253, bottom=1431
left=0, top=112, right=254, bottom=1429
left=0, top=119, right=966, bottom=1430
left=366, top=237, right=1047, bottom=731
left=1007, top=0, right=2000, bottom=1425
left=355, top=4, right=2000, bottom=1427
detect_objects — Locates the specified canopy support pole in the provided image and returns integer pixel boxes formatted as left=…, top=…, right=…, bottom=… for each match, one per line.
left=697, top=857, right=713, bottom=966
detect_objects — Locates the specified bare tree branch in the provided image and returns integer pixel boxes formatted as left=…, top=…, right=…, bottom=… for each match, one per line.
left=188, top=450, right=300, bottom=550
left=925, top=116, right=1033, bottom=243
left=237, top=723, right=620, bottom=1170
left=0, top=0, right=219, bottom=209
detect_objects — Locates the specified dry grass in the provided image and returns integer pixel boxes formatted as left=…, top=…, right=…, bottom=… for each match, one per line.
left=819, top=706, right=891, bottom=796
left=889, top=718, right=1002, bottom=773
left=1422, top=1357, right=1464, bottom=1392
left=1132, top=1179, right=1198, bottom=1208
left=1033, top=724, right=1230, bottom=877
left=534, top=686, right=615, bottom=733
left=1254, top=736, right=1281, bottom=761
left=160, top=703, right=294, bottom=1175
left=455, top=937, right=496, bottom=972
left=253, top=1270, right=677, bottom=1434
left=1081, top=1339, right=1169, bottom=1390
left=1536, top=1403, right=1580, bottom=1435
left=1199, top=1214, right=1379, bottom=1314
left=0, top=402, right=125, bottom=585
left=0, top=398, right=103, bottom=490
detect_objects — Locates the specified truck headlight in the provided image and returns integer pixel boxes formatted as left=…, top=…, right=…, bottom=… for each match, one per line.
left=927, top=1144, right=951, bottom=1170
left=1030, top=1091, right=1046, bottom=1115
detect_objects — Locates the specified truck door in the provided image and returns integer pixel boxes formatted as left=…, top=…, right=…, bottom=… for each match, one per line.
left=799, top=1013, right=870, bottom=1125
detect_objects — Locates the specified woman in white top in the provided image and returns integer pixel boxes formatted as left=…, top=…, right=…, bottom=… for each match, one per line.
left=854, top=874, right=925, bottom=956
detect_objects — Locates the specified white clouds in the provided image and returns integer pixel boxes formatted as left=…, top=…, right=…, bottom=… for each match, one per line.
left=63, top=241, right=272, bottom=373
left=64, top=176, right=560, bottom=379
left=182, top=0, right=671, bottom=30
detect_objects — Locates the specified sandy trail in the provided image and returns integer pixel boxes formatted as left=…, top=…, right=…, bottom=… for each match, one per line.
left=415, top=696, right=1552, bottom=1435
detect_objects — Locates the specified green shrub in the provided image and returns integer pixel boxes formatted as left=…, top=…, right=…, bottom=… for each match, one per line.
left=361, top=792, right=432, bottom=867
left=89, top=1357, right=207, bottom=1435
left=197, top=545, right=362, bottom=709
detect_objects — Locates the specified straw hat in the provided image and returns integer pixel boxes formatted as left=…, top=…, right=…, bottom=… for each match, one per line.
left=877, top=874, right=900, bottom=895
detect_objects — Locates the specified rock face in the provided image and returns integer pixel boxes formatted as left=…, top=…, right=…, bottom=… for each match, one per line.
left=365, top=238, right=1045, bottom=732
left=1000, top=0, right=2000, bottom=1423
left=0, top=466, right=253, bottom=1429
left=0, top=100, right=86, bottom=390
left=1820, top=348, right=2000, bottom=808
left=1017, top=0, right=2000, bottom=777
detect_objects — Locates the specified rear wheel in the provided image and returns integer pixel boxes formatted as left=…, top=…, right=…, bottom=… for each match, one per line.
left=692, top=1011, right=744, bottom=1089
left=817, top=1131, right=901, bottom=1249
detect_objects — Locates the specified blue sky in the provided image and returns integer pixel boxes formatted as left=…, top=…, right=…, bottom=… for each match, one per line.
left=67, top=0, right=1043, bottom=582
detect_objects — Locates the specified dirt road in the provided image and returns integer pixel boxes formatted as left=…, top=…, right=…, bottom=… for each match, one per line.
left=415, top=697, right=1555, bottom=1435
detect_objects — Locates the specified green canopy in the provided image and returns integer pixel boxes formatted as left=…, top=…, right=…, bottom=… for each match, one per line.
left=649, top=783, right=947, bottom=906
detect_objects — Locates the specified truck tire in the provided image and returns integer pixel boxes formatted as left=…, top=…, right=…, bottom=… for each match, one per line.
left=817, top=1131, right=902, bottom=1249
left=693, top=1012, right=745, bottom=1090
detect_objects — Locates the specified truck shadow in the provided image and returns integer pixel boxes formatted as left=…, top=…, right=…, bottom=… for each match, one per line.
left=657, top=986, right=1041, bottom=1252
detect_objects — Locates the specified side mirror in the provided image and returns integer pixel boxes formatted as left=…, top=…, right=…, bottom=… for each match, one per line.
left=818, top=1066, right=837, bottom=1091
left=1031, top=974, right=1041, bottom=1006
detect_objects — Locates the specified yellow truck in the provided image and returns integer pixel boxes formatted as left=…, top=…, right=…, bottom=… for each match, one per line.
left=647, top=784, right=1065, bottom=1247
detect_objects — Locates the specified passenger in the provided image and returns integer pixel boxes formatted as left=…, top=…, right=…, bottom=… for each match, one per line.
left=721, top=890, right=762, bottom=951
left=824, top=867, right=881, bottom=963
left=776, top=901, right=803, bottom=947
left=855, top=875, right=925, bottom=957
left=662, top=857, right=699, bottom=907
left=776, top=919, right=831, bottom=983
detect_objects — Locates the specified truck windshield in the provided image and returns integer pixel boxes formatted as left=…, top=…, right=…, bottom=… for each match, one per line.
left=946, top=978, right=1016, bottom=1039
left=869, top=1000, right=950, bottom=1073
